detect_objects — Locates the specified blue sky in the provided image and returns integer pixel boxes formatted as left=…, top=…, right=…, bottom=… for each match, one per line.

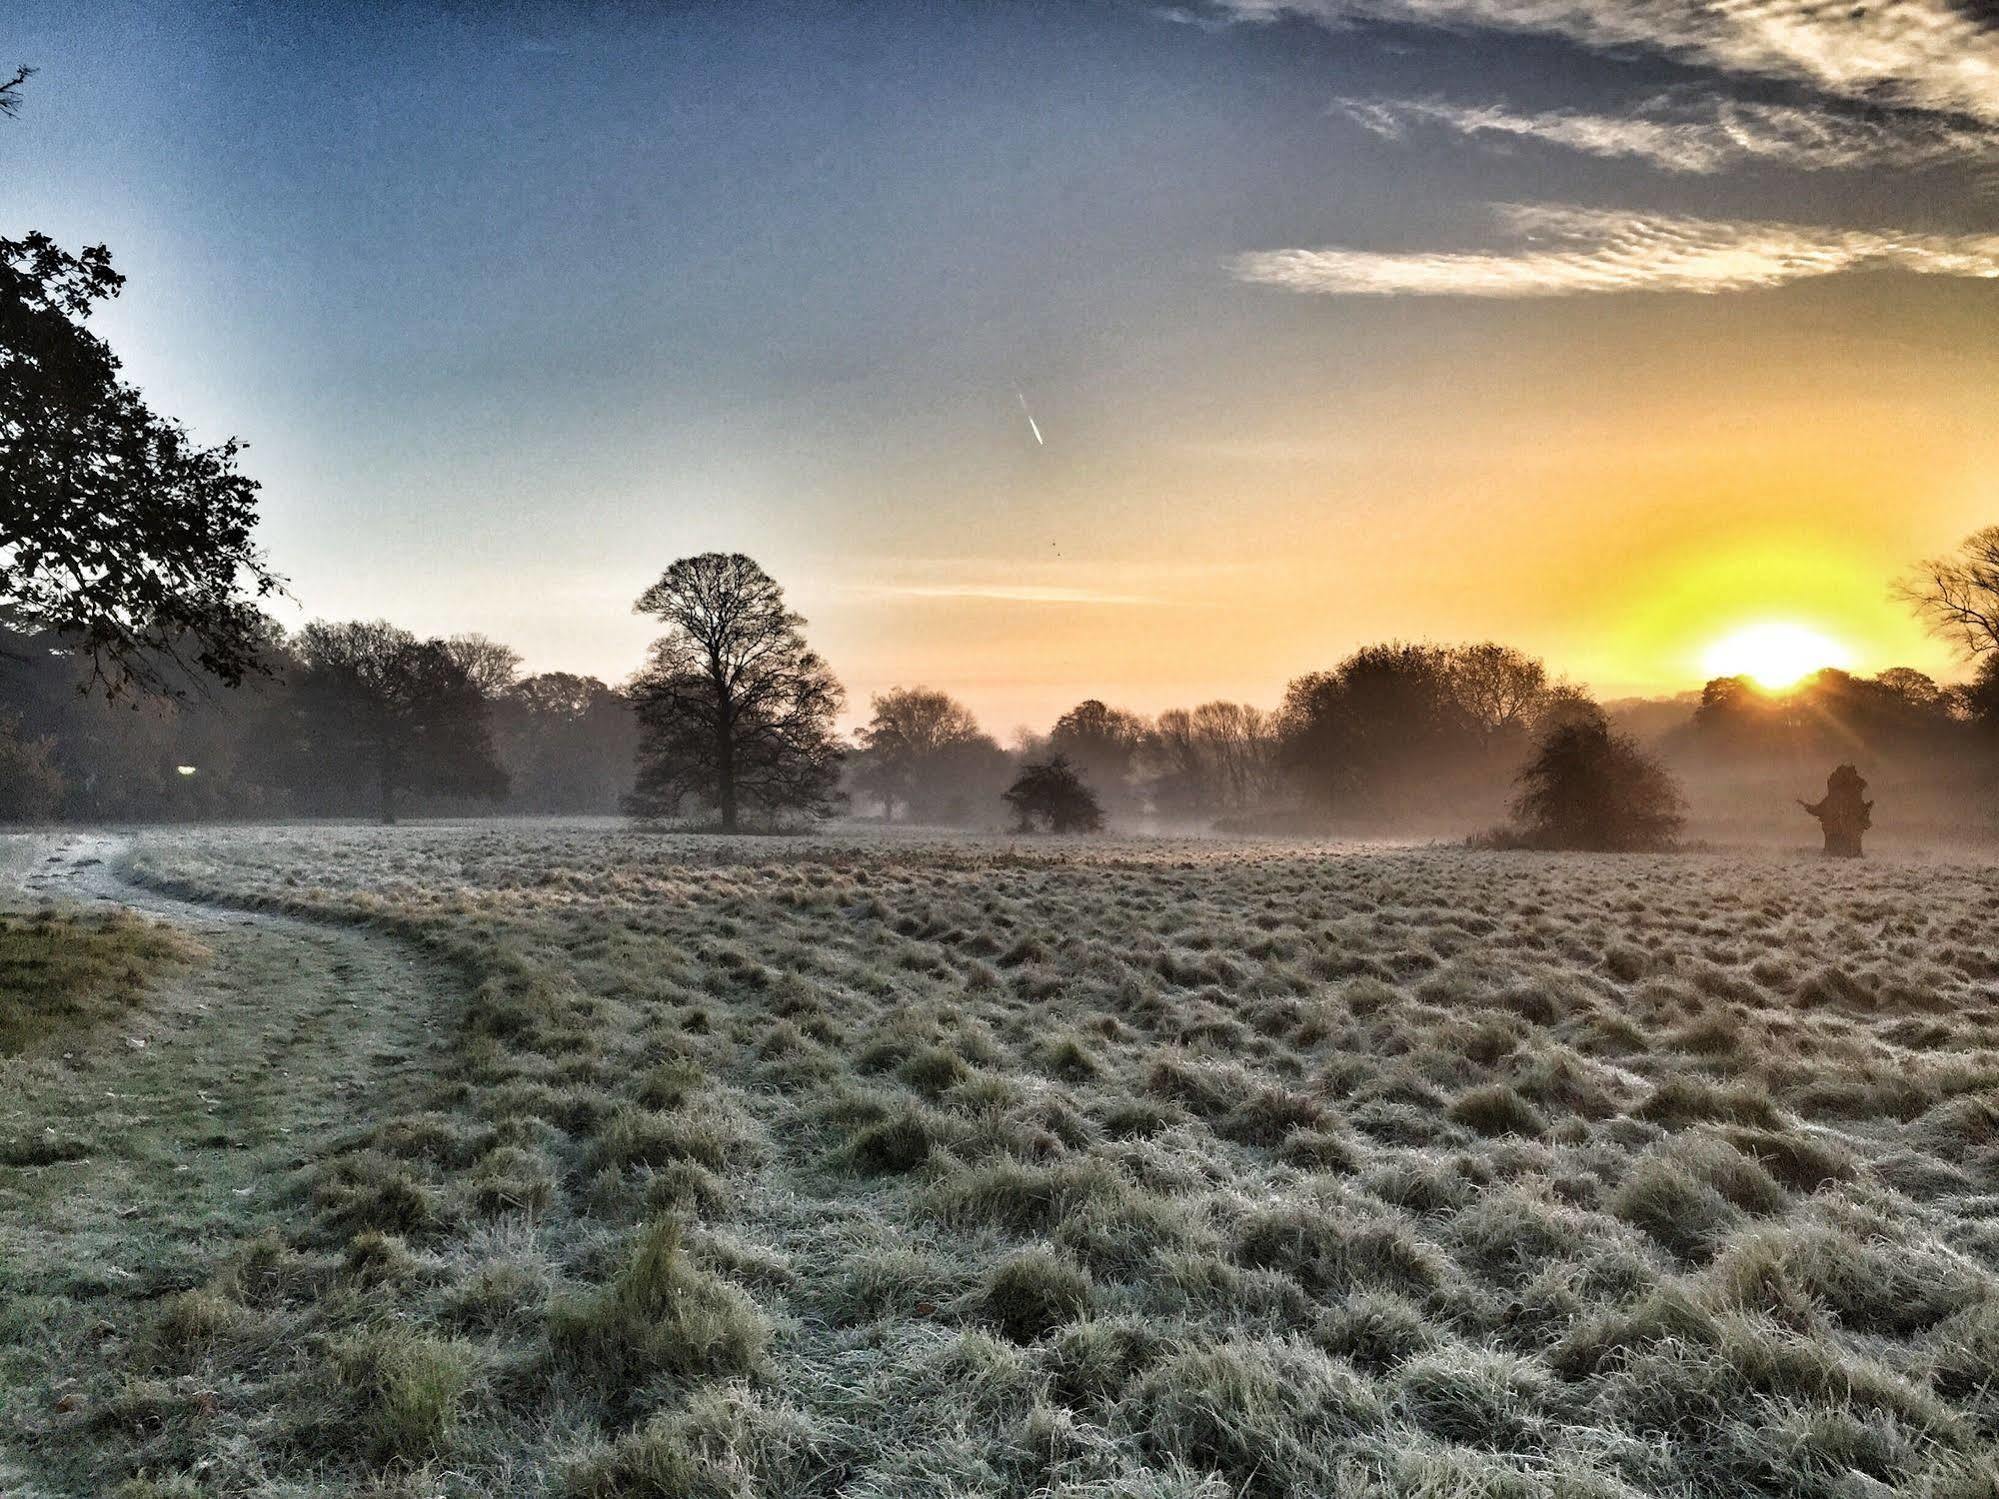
left=8, top=0, right=1998, bottom=729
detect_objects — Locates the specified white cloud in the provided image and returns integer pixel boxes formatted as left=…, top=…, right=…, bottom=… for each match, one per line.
left=1210, top=1, right=1999, bottom=125
left=1232, top=203, right=1999, bottom=297
left=1335, top=93, right=1999, bottom=173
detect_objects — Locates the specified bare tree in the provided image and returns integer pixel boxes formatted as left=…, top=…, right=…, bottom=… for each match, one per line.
left=0, top=65, right=33, bottom=119
left=629, top=553, right=843, bottom=830
left=1448, top=643, right=1549, bottom=750
left=444, top=633, right=523, bottom=698
left=1899, top=527, right=1999, bottom=659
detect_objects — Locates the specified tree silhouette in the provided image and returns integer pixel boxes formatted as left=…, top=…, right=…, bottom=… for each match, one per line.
left=493, top=672, right=637, bottom=813
left=287, top=621, right=507, bottom=824
left=0, top=65, right=32, bottom=119
left=1899, top=526, right=1999, bottom=660
left=1447, top=643, right=1548, bottom=751
left=853, top=686, right=1007, bottom=823
left=1048, top=699, right=1147, bottom=813
left=1509, top=715, right=1683, bottom=851
left=443, top=633, right=523, bottom=699
left=629, top=554, right=843, bottom=830
left=3, top=203, right=282, bottom=697
left=1003, top=755, right=1104, bottom=833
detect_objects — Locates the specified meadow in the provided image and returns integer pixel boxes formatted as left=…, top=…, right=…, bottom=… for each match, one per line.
left=11, top=821, right=1999, bottom=1497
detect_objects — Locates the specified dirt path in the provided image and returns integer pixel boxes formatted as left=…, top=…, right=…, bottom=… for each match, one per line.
left=0, top=832, right=452, bottom=1497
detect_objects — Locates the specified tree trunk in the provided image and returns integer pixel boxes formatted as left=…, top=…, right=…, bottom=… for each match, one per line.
left=715, top=703, right=737, bottom=833
left=380, top=743, right=398, bottom=826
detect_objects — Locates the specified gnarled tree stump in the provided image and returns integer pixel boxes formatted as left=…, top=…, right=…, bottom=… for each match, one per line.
left=1800, top=764, right=1871, bottom=858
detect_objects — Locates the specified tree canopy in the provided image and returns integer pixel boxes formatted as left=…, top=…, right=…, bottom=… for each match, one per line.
left=1899, top=526, right=1999, bottom=661
left=284, top=621, right=507, bottom=824
left=629, top=553, right=844, bottom=830
left=852, top=686, right=1009, bottom=824
left=1, top=229, right=281, bottom=696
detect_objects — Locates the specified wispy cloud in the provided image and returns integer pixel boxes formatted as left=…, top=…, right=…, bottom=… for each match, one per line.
left=1335, top=93, right=1999, bottom=174
left=1232, top=203, right=1999, bottom=298
left=863, top=583, right=1159, bottom=606
left=1208, top=1, right=1999, bottom=125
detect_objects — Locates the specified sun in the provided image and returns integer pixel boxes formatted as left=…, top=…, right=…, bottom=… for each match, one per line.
left=1702, top=621, right=1853, bottom=691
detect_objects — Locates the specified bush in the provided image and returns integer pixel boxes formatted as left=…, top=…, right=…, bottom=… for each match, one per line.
left=1002, top=756, right=1105, bottom=834
left=1501, top=716, right=1684, bottom=851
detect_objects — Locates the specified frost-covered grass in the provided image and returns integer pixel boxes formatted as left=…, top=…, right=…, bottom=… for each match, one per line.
left=80, top=820, right=1999, bottom=1495
left=0, top=906, right=200, bottom=1058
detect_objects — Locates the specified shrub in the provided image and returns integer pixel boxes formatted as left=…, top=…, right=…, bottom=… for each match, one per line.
left=1002, top=756, right=1104, bottom=834
left=1502, top=717, right=1684, bottom=851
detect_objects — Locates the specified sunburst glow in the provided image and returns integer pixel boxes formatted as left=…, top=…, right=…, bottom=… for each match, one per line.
left=1702, top=621, right=1853, bottom=690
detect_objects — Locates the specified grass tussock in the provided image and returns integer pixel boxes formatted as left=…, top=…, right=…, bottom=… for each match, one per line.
left=547, top=1218, right=769, bottom=1395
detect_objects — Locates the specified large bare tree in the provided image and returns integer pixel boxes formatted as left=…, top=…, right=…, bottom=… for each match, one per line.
left=1899, top=526, right=1999, bottom=659
left=628, top=553, right=843, bottom=830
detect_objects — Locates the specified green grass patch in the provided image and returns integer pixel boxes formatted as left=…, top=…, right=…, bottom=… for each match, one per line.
left=0, top=907, right=201, bottom=1055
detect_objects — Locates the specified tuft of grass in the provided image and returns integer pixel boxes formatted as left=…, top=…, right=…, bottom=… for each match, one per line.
left=1235, top=1200, right=1450, bottom=1297
left=331, top=1326, right=478, bottom=1464
left=973, top=1247, right=1092, bottom=1343
left=1447, top=1083, right=1547, bottom=1138
left=547, top=1218, right=769, bottom=1396
left=1128, top=1337, right=1386, bottom=1498
left=846, top=1110, right=935, bottom=1174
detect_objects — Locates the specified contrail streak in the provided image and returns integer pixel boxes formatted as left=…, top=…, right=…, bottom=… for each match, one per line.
left=1015, top=387, right=1044, bottom=446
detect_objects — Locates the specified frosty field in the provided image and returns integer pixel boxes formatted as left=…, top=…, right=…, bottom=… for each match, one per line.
left=7, top=821, right=1999, bottom=1498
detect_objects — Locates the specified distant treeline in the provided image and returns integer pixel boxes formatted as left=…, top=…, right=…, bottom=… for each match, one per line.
left=853, top=644, right=1999, bottom=839
left=0, top=623, right=633, bottom=823
left=4, top=618, right=1996, bottom=837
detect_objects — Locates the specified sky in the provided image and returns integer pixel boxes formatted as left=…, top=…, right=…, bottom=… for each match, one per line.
left=7, top=0, right=1999, bottom=733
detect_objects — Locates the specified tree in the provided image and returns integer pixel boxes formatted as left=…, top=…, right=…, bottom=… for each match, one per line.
left=1277, top=644, right=1476, bottom=808
left=1508, top=715, right=1684, bottom=851
left=443, top=633, right=523, bottom=699
left=1447, top=643, right=1549, bottom=751
left=493, top=671, right=636, bottom=813
left=1048, top=699, right=1148, bottom=814
left=1003, top=755, right=1103, bottom=833
left=2, top=229, right=282, bottom=696
left=0, top=713, right=62, bottom=820
left=1899, top=527, right=1999, bottom=660
left=1145, top=700, right=1277, bottom=821
left=852, top=686, right=1006, bottom=823
left=287, top=621, right=507, bottom=824
left=0, top=65, right=32, bottom=119
left=628, top=554, right=843, bottom=830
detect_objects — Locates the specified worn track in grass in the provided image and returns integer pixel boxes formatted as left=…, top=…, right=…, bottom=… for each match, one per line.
left=0, top=832, right=454, bottom=1497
